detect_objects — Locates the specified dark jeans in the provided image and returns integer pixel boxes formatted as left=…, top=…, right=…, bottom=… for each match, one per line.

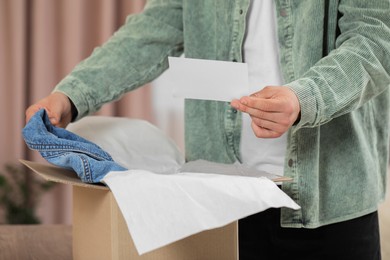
left=239, top=208, right=381, bottom=260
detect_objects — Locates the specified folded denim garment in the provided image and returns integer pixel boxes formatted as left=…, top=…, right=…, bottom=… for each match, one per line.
left=22, top=109, right=127, bottom=183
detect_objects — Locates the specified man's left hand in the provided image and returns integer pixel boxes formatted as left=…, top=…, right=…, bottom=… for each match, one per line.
left=231, top=86, right=300, bottom=138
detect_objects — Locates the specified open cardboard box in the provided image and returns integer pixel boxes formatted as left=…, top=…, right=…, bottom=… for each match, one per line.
left=20, top=160, right=238, bottom=260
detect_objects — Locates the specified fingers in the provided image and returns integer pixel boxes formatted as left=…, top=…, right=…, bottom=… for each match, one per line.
left=47, top=103, right=65, bottom=126
left=234, top=97, right=286, bottom=117
left=25, top=104, right=62, bottom=126
left=231, top=86, right=300, bottom=138
left=25, top=92, right=72, bottom=128
left=250, top=121, right=284, bottom=138
left=251, top=116, right=288, bottom=136
left=25, top=105, right=44, bottom=124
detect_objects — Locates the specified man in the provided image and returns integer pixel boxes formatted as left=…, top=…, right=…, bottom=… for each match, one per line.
left=26, top=0, right=390, bottom=259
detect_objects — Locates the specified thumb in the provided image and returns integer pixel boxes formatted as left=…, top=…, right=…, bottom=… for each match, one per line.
left=46, top=106, right=64, bottom=126
left=46, top=92, right=73, bottom=126
left=45, top=101, right=63, bottom=125
left=49, top=115, right=59, bottom=125
left=250, top=86, right=279, bottom=99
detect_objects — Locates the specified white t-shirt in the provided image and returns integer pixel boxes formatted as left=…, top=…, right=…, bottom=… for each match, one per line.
left=240, top=0, right=287, bottom=175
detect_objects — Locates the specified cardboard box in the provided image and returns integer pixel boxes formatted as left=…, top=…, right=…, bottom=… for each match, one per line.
left=20, top=160, right=238, bottom=260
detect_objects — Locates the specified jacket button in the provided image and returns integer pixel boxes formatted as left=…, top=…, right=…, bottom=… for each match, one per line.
left=288, top=159, right=293, bottom=167
left=239, top=9, right=243, bottom=15
left=232, top=59, right=237, bottom=62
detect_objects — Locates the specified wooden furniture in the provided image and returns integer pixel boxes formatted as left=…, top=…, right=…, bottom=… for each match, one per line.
left=0, top=225, right=72, bottom=260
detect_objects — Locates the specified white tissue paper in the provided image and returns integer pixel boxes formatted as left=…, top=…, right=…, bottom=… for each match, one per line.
left=103, top=170, right=299, bottom=255
left=67, top=116, right=185, bottom=174
left=68, top=116, right=300, bottom=255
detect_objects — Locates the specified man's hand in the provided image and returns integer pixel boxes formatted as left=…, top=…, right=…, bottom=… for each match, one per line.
left=25, top=92, right=73, bottom=128
left=231, top=86, right=300, bottom=138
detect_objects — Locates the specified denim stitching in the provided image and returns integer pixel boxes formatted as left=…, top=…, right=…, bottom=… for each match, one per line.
left=80, top=155, right=92, bottom=182
left=26, top=143, right=112, bottom=161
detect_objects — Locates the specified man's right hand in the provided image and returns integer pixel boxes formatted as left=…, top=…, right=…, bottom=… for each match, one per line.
left=25, top=92, right=73, bottom=128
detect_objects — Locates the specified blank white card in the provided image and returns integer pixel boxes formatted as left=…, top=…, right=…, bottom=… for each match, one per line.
left=167, top=57, right=250, bottom=102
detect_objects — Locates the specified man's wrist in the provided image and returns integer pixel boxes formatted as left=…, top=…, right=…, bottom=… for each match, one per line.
left=68, top=98, right=78, bottom=122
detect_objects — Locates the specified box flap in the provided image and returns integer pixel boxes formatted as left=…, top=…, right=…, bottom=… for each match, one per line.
left=19, top=159, right=109, bottom=190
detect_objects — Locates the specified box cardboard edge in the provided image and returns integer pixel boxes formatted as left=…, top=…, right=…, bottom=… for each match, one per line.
left=19, top=159, right=109, bottom=190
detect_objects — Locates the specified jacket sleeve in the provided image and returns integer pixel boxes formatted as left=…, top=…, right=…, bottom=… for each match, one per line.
left=54, top=0, right=184, bottom=120
left=288, top=0, right=390, bottom=129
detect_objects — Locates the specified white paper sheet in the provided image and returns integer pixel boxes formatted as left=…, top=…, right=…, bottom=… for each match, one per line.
left=102, top=170, right=300, bottom=255
left=167, top=57, right=250, bottom=101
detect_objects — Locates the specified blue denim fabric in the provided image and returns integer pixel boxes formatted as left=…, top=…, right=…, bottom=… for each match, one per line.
left=22, top=109, right=127, bottom=183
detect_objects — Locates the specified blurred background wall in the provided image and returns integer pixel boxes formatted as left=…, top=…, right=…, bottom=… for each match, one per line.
left=0, top=0, right=184, bottom=225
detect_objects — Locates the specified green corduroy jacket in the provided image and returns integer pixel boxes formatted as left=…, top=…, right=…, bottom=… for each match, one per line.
left=54, top=0, right=390, bottom=228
